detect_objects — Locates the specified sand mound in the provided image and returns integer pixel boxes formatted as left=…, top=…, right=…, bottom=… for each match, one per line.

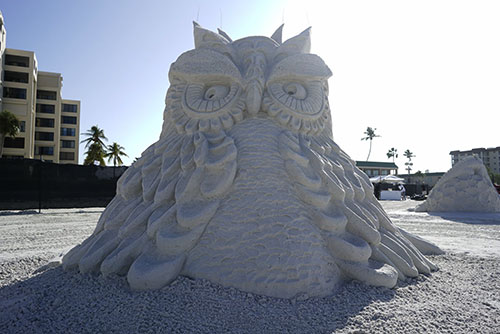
left=416, top=156, right=500, bottom=212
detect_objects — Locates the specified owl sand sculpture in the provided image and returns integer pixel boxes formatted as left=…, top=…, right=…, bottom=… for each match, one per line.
left=63, top=24, right=442, bottom=298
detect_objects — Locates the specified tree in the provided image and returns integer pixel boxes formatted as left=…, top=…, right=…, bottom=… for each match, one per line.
left=361, top=127, right=380, bottom=161
left=403, top=149, right=415, bottom=161
left=104, top=142, right=128, bottom=177
left=81, top=125, right=107, bottom=148
left=414, top=170, right=424, bottom=184
left=404, top=149, right=415, bottom=175
left=486, top=166, right=500, bottom=184
left=83, top=142, right=106, bottom=166
left=386, top=147, right=398, bottom=162
left=81, top=125, right=107, bottom=165
left=105, top=142, right=128, bottom=167
left=0, top=110, right=21, bottom=158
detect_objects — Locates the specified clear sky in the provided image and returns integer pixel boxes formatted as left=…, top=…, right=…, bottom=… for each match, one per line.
left=2, top=0, right=499, bottom=173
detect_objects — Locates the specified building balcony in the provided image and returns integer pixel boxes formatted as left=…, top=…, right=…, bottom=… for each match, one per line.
left=35, top=146, right=55, bottom=156
left=1, top=97, right=29, bottom=105
left=2, top=86, right=27, bottom=99
left=4, top=70, right=29, bottom=84
left=59, top=151, right=76, bottom=161
left=4, top=54, right=30, bottom=68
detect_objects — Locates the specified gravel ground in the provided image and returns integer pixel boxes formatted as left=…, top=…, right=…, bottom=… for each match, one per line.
left=1, top=202, right=499, bottom=333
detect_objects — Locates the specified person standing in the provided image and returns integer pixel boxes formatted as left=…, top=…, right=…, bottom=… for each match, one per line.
left=374, top=182, right=381, bottom=200
left=399, top=183, right=406, bottom=200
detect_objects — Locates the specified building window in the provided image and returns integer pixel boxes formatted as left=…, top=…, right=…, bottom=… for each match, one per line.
left=59, top=151, right=75, bottom=160
left=61, top=116, right=77, bottom=124
left=2, top=155, right=24, bottom=159
left=4, top=71, right=29, bottom=83
left=60, top=127, right=76, bottom=136
left=3, top=87, right=27, bottom=99
left=5, top=54, right=30, bottom=67
left=62, top=104, right=78, bottom=113
left=3, top=137, right=25, bottom=148
left=35, top=117, right=55, bottom=128
left=36, top=146, right=54, bottom=156
left=35, top=131, right=54, bottom=141
left=36, top=104, right=55, bottom=114
left=19, top=121, right=26, bottom=133
left=61, top=140, right=75, bottom=148
left=36, top=90, right=57, bottom=100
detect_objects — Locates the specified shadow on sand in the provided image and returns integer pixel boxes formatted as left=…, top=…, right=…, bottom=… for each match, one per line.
left=0, top=210, right=40, bottom=216
left=428, top=212, right=500, bottom=225
left=0, top=264, right=400, bottom=333
left=0, top=208, right=104, bottom=217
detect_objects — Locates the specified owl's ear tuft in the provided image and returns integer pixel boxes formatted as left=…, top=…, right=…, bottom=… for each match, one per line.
left=217, top=28, right=233, bottom=42
left=275, top=27, right=311, bottom=59
left=271, top=24, right=284, bottom=44
left=193, top=22, right=231, bottom=50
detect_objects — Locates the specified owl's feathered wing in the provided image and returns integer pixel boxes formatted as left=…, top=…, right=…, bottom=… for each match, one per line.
left=62, top=129, right=237, bottom=290
left=278, top=130, right=442, bottom=287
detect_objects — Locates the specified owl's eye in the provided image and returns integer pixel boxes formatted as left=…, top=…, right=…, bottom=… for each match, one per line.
left=263, top=79, right=329, bottom=134
left=183, top=82, right=240, bottom=114
left=204, top=85, right=229, bottom=100
left=284, top=83, right=307, bottom=99
left=167, top=48, right=245, bottom=134
left=268, top=81, right=324, bottom=116
left=169, top=80, right=244, bottom=134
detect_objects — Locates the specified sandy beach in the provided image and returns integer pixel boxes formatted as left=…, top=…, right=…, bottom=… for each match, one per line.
left=1, top=201, right=499, bottom=333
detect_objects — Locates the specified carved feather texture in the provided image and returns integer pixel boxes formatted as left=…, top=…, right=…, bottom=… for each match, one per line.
left=63, top=24, right=442, bottom=298
left=63, top=130, right=238, bottom=290
left=277, top=131, right=438, bottom=288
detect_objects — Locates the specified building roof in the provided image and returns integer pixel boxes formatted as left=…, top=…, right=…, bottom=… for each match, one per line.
left=397, top=172, right=445, bottom=177
left=450, top=147, right=500, bottom=154
left=355, top=161, right=398, bottom=169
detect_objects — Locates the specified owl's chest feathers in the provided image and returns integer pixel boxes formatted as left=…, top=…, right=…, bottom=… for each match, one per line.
left=227, top=118, right=298, bottom=199
left=184, top=119, right=337, bottom=297
left=199, top=117, right=321, bottom=239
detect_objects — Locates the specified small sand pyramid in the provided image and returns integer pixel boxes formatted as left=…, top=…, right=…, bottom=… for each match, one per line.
left=416, top=156, right=500, bottom=212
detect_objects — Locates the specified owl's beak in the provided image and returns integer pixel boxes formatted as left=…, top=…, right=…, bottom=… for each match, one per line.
left=246, top=80, right=263, bottom=115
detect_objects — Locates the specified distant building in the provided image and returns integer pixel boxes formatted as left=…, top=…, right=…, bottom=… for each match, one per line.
left=356, top=161, right=398, bottom=177
left=0, top=12, right=6, bottom=97
left=0, top=10, right=80, bottom=164
left=450, top=147, right=500, bottom=174
left=397, top=172, right=445, bottom=188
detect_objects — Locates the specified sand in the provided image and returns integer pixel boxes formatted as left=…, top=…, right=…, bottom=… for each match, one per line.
left=1, top=202, right=499, bottom=333
left=415, top=156, right=500, bottom=213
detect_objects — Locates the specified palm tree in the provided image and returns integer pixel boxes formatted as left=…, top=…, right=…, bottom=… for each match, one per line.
left=81, top=125, right=107, bottom=165
left=83, top=142, right=106, bottom=166
left=404, top=149, right=415, bottom=175
left=104, top=142, right=128, bottom=177
left=403, top=149, right=415, bottom=161
left=387, top=147, right=398, bottom=162
left=0, top=110, right=21, bottom=158
left=361, top=127, right=380, bottom=161
left=81, top=125, right=107, bottom=148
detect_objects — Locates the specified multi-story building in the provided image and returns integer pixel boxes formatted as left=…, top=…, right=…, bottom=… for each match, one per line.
left=356, top=161, right=399, bottom=177
left=2, top=48, right=38, bottom=160
left=450, top=147, right=500, bottom=174
left=0, top=10, right=80, bottom=164
left=0, top=11, right=6, bottom=107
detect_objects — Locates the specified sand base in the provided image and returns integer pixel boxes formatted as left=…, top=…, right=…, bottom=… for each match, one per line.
left=1, top=202, right=499, bottom=333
